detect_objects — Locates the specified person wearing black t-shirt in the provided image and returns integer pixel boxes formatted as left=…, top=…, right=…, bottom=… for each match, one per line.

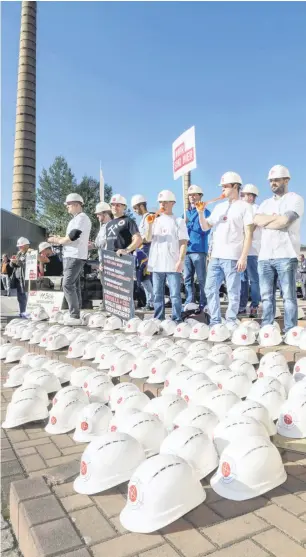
left=38, top=242, right=63, bottom=276
left=106, top=194, right=142, bottom=255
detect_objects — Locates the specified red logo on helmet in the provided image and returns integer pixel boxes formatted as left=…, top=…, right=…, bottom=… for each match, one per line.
left=264, top=333, right=269, bottom=338
left=218, top=383, right=223, bottom=389
left=241, top=334, right=247, bottom=340
left=184, top=395, right=189, bottom=402
left=86, top=391, right=90, bottom=396
left=152, top=368, right=156, bottom=375
left=117, top=397, right=123, bottom=404
left=258, top=371, right=264, bottom=378
left=111, top=365, right=115, bottom=371
left=284, top=414, right=293, bottom=425
left=53, top=398, right=57, bottom=405
left=69, top=347, right=72, bottom=352
left=177, top=388, right=182, bottom=396
left=42, top=338, right=46, bottom=342
left=128, top=484, right=137, bottom=503
left=127, top=324, right=131, bottom=328
left=84, top=382, right=88, bottom=388
left=293, top=331, right=297, bottom=337
left=80, top=461, right=87, bottom=475
left=211, top=329, right=216, bottom=335
left=177, top=328, right=181, bottom=332
left=223, top=216, right=228, bottom=221
left=101, top=354, right=105, bottom=359
left=295, top=366, right=300, bottom=372
left=165, top=380, right=169, bottom=387
left=110, top=425, right=117, bottom=432
left=50, top=416, right=57, bottom=425
left=81, top=421, right=88, bottom=431
left=222, top=462, right=231, bottom=478
left=194, top=329, right=198, bottom=333
left=174, top=424, right=179, bottom=429
left=132, top=364, right=137, bottom=370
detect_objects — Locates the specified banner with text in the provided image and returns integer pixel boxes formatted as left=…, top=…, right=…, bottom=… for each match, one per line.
left=101, top=250, right=135, bottom=322
left=25, top=250, right=38, bottom=280
left=26, top=290, right=65, bottom=317
left=172, top=126, right=197, bottom=180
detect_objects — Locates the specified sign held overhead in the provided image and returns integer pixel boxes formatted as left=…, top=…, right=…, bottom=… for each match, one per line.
left=172, top=126, right=197, bottom=180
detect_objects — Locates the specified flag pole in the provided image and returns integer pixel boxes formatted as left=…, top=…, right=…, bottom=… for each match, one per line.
left=99, top=162, right=105, bottom=202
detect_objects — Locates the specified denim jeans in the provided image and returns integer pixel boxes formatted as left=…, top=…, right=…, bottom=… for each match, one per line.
left=184, top=253, right=207, bottom=309
left=239, top=255, right=261, bottom=310
left=142, top=277, right=154, bottom=306
left=63, top=258, right=85, bottom=318
left=16, top=279, right=27, bottom=314
left=205, top=258, right=241, bottom=326
left=153, top=272, right=182, bottom=323
left=258, top=258, right=298, bottom=332
left=1, top=274, right=11, bottom=296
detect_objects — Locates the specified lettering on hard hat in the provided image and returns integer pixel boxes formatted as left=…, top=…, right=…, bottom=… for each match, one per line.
left=81, top=421, right=88, bottom=431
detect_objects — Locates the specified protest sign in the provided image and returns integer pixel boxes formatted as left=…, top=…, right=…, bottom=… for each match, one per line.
left=26, top=290, right=64, bottom=317
left=172, top=126, right=197, bottom=180
left=25, top=250, right=38, bottom=280
left=101, top=250, right=135, bottom=322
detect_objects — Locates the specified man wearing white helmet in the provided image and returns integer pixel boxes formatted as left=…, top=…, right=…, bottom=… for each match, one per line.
left=184, top=185, right=211, bottom=312
left=48, top=193, right=92, bottom=325
left=254, top=165, right=304, bottom=331
left=239, top=184, right=261, bottom=317
left=89, top=202, right=113, bottom=282
left=198, top=172, right=254, bottom=328
left=105, top=194, right=142, bottom=255
left=10, top=237, right=31, bottom=317
left=145, top=190, right=188, bottom=323
left=38, top=242, right=63, bottom=277
left=131, top=195, right=154, bottom=310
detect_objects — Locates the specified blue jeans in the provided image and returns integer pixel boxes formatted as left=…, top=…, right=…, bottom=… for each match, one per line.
left=205, top=258, right=241, bottom=326
left=153, top=272, right=182, bottom=323
left=16, top=279, right=27, bottom=314
left=258, top=258, right=298, bottom=332
left=184, top=253, right=207, bottom=309
left=239, top=255, right=261, bottom=310
left=142, top=277, right=154, bottom=306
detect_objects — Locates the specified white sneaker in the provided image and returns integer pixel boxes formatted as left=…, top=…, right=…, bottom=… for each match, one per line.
left=64, top=316, right=82, bottom=326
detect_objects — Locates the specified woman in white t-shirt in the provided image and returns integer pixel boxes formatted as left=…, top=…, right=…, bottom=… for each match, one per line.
left=146, top=190, right=188, bottom=323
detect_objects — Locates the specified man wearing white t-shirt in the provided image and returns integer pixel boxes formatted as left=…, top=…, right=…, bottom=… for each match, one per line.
left=198, top=172, right=254, bottom=328
left=131, top=194, right=154, bottom=310
left=254, top=165, right=304, bottom=332
left=48, top=193, right=91, bottom=325
left=146, top=190, right=188, bottom=323
left=239, top=184, right=261, bottom=317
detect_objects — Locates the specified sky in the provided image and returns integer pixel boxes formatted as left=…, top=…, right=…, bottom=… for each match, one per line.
left=2, top=1, right=306, bottom=239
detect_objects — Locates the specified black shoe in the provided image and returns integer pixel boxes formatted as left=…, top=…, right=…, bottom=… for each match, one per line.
left=145, top=305, right=154, bottom=311
left=238, top=309, right=247, bottom=315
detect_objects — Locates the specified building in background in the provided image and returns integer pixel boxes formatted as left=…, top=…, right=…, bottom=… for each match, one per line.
left=1, top=209, right=46, bottom=256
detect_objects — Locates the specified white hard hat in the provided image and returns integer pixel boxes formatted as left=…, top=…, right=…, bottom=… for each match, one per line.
left=152, top=337, right=174, bottom=351
left=225, top=320, right=240, bottom=333
left=161, top=368, right=192, bottom=397
left=118, top=411, right=167, bottom=457
left=67, top=338, right=88, bottom=359
left=131, top=194, right=146, bottom=206
left=231, top=346, right=258, bottom=365
left=83, top=372, right=113, bottom=403
left=213, top=416, right=268, bottom=456
left=120, top=454, right=206, bottom=533
left=230, top=360, right=257, bottom=382
left=226, top=399, right=277, bottom=436
left=23, top=369, right=61, bottom=394
left=165, top=345, right=186, bottom=363
left=138, top=319, right=160, bottom=337
left=110, top=193, right=127, bottom=205
left=81, top=340, right=102, bottom=361
left=3, top=364, right=31, bottom=388
left=64, top=193, right=84, bottom=204
left=45, top=362, right=74, bottom=384
left=210, top=435, right=286, bottom=500
left=108, top=383, right=140, bottom=412
left=93, top=341, right=113, bottom=363
left=79, top=312, right=92, bottom=326
left=209, top=352, right=232, bottom=367
left=284, top=326, right=304, bottom=347
left=47, top=324, right=62, bottom=335
left=12, top=322, right=27, bottom=340
left=277, top=396, right=306, bottom=439
left=29, top=327, right=49, bottom=345
left=38, top=242, right=52, bottom=253
left=187, top=346, right=210, bottom=361
left=205, top=343, right=231, bottom=357
left=109, top=351, right=135, bottom=378
left=46, top=333, right=69, bottom=352
left=174, top=323, right=192, bottom=339
left=49, top=310, right=62, bottom=324
left=52, top=385, right=88, bottom=407
left=38, top=332, right=52, bottom=349
left=114, top=391, right=150, bottom=413
left=267, top=165, right=291, bottom=180
left=74, top=432, right=146, bottom=495
left=69, top=366, right=96, bottom=387
left=2, top=395, right=49, bottom=429
left=220, top=172, right=242, bottom=186
left=288, top=378, right=306, bottom=402
left=160, top=426, right=218, bottom=480
left=259, top=351, right=287, bottom=369
left=175, top=339, right=192, bottom=351
left=182, top=355, right=212, bottom=375
left=124, top=317, right=142, bottom=333
left=244, top=320, right=261, bottom=333
left=88, top=313, right=107, bottom=329
left=45, top=397, right=86, bottom=434
left=160, top=319, right=177, bottom=336
left=11, top=384, right=49, bottom=407
left=242, top=184, right=259, bottom=196
left=30, top=306, right=49, bottom=322
left=293, top=357, right=306, bottom=381
left=130, top=350, right=162, bottom=379
left=184, top=379, right=218, bottom=405
left=124, top=343, right=146, bottom=358
left=157, top=190, right=176, bottom=202
left=109, top=408, right=140, bottom=433
left=16, top=237, right=30, bottom=247
left=188, top=184, right=203, bottom=195
left=255, top=376, right=284, bottom=400
left=104, top=315, right=123, bottom=331
left=259, top=325, right=282, bottom=347
left=265, top=368, right=294, bottom=395
left=205, top=364, right=231, bottom=383
left=208, top=324, right=231, bottom=342
left=299, top=330, right=306, bottom=351
left=20, top=324, right=37, bottom=341
left=97, top=346, right=120, bottom=370
left=95, top=201, right=111, bottom=214
left=143, top=394, right=187, bottom=430
left=231, top=326, right=256, bottom=346
left=4, top=345, right=26, bottom=364
left=29, top=355, right=51, bottom=369
left=20, top=352, right=40, bottom=366
left=202, top=390, right=240, bottom=420
left=139, top=334, right=162, bottom=349
left=73, top=402, right=112, bottom=442
left=147, top=357, right=174, bottom=384
left=247, top=383, right=285, bottom=420
left=217, top=371, right=252, bottom=399
left=189, top=323, right=209, bottom=340
left=173, top=405, right=219, bottom=438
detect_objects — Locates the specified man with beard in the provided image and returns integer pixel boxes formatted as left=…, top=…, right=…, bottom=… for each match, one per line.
left=254, top=165, right=304, bottom=332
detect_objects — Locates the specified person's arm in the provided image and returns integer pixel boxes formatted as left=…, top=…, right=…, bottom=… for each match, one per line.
left=117, top=233, right=142, bottom=256
left=236, top=224, right=254, bottom=272
left=175, top=240, right=188, bottom=273
left=48, top=234, right=77, bottom=246
left=264, top=212, right=299, bottom=230
left=253, top=214, right=278, bottom=228
left=198, top=208, right=213, bottom=231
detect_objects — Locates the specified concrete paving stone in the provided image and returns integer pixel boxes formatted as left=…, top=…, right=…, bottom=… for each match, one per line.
left=46, top=455, right=80, bottom=467
left=58, top=550, right=91, bottom=557
left=91, top=532, right=164, bottom=557
left=62, top=444, right=87, bottom=455
left=13, top=437, right=52, bottom=449
left=26, top=428, right=51, bottom=440
left=139, top=544, right=181, bottom=557
left=283, top=474, right=306, bottom=497
left=202, top=512, right=269, bottom=547
left=253, top=527, right=306, bottom=557
left=108, top=515, right=128, bottom=535
left=43, top=459, right=80, bottom=486
left=5, top=429, right=29, bottom=443
left=255, top=504, right=306, bottom=543
left=1, top=448, right=17, bottom=462
left=185, top=503, right=222, bottom=528
left=2, top=475, right=25, bottom=508
left=268, top=487, right=306, bottom=516
left=200, top=540, right=269, bottom=557
left=69, top=505, right=116, bottom=545
left=22, top=494, right=66, bottom=526
left=37, top=442, right=62, bottom=460
left=1, top=527, right=15, bottom=551
left=53, top=481, right=75, bottom=498
left=31, top=517, right=83, bottom=556
left=1, top=515, right=9, bottom=529
left=209, top=496, right=269, bottom=519
left=2, top=459, right=24, bottom=478
left=62, top=494, right=93, bottom=512
left=1, top=437, right=11, bottom=449
left=92, top=489, right=126, bottom=518
left=161, top=518, right=215, bottom=557
left=20, top=453, right=46, bottom=473
left=10, top=477, right=50, bottom=504
left=15, top=446, right=37, bottom=456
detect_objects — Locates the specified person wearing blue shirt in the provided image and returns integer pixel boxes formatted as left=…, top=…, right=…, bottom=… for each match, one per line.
left=184, top=185, right=211, bottom=311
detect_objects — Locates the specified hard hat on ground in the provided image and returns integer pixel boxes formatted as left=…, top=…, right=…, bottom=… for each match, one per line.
left=117, top=411, right=167, bottom=457
left=46, top=333, right=69, bottom=352
left=110, top=194, right=127, bottom=205
left=216, top=371, right=252, bottom=399
left=52, top=385, right=88, bottom=407
left=108, top=408, right=140, bottom=433
left=2, top=395, right=49, bottom=429
left=114, top=391, right=150, bottom=413
left=70, top=366, right=97, bottom=387
left=277, top=396, right=306, bottom=439
left=45, top=397, right=86, bottom=434
left=209, top=352, right=232, bottom=367
left=144, top=395, right=187, bottom=431
left=88, top=313, right=107, bottom=329
left=138, top=319, right=160, bottom=337
left=81, top=340, right=102, bottom=361
left=20, top=352, right=41, bottom=366
left=83, top=372, right=113, bottom=403
left=267, top=165, right=290, bottom=180
left=95, top=201, right=111, bottom=214
left=73, top=402, right=112, bottom=442
left=231, top=326, right=256, bottom=346
left=174, top=323, right=192, bottom=339
left=203, top=390, right=240, bottom=420
left=131, top=194, right=146, bottom=207
left=284, top=326, right=304, bottom=347
left=190, top=323, right=209, bottom=340
left=147, top=357, right=174, bottom=384
left=108, top=383, right=140, bottom=412
left=3, top=364, right=31, bottom=388
left=173, top=405, right=219, bottom=438
left=165, top=345, right=186, bottom=363
left=184, top=379, right=218, bottom=405
left=242, top=184, right=259, bottom=196
left=130, top=350, right=162, bottom=379
left=11, top=384, right=49, bottom=407
left=226, top=399, right=277, bottom=436
left=230, top=360, right=257, bottom=382
left=152, top=337, right=174, bottom=351
left=259, top=351, right=287, bottom=369
left=97, top=346, right=120, bottom=370
left=109, top=351, right=135, bottom=378
left=104, top=315, right=123, bottom=331
left=208, top=324, right=230, bottom=342
left=29, top=328, right=49, bottom=345
left=231, top=346, right=258, bottom=365
left=65, top=193, right=84, bottom=204
left=46, top=362, right=74, bottom=384
left=23, top=369, right=61, bottom=394
left=124, top=317, right=142, bottom=333
left=160, top=319, right=177, bottom=336
left=67, top=338, right=88, bottom=359
left=247, top=382, right=285, bottom=420
left=28, top=355, right=51, bottom=369
left=30, top=306, right=49, bottom=322
left=213, top=416, right=269, bottom=456
left=219, top=172, right=242, bottom=186
left=259, top=325, right=282, bottom=347
left=4, top=345, right=26, bottom=364
left=288, top=378, right=306, bottom=402
left=157, top=190, right=176, bottom=202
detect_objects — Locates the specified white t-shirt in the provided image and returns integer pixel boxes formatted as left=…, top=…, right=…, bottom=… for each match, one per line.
left=256, top=192, right=304, bottom=260
left=95, top=223, right=107, bottom=262
left=148, top=214, right=189, bottom=272
left=63, top=212, right=92, bottom=260
left=247, top=203, right=261, bottom=256
left=139, top=213, right=149, bottom=240
left=207, top=200, right=253, bottom=260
